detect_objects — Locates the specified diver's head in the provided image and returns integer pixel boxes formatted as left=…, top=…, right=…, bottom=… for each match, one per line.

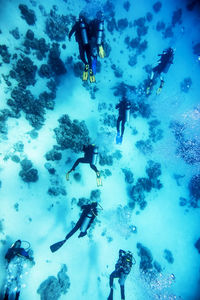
left=121, top=95, right=127, bottom=102
left=91, top=202, right=98, bottom=209
left=126, top=251, right=133, bottom=262
left=79, top=11, right=88, bottom=23
left=14, top=240, right=22, bottom=248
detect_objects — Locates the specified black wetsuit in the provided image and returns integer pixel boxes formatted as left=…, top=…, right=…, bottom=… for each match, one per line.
left=108, top=250, right=133, bottom=300
left=70, top=145, right=98, bottom=173
left=69, top=20, right=92, bottom=68
left=65, top=203, right=98, bottom=240
left=153, top=49, right=174, bottom=75
left=116, top=100, right=130, bottom=138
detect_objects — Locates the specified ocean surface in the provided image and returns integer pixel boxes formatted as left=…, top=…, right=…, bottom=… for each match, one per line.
left=0, top=0, right=200, bottom=299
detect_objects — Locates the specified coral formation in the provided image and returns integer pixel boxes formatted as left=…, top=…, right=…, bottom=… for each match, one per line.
left=19, top=4, right=36, bottom=25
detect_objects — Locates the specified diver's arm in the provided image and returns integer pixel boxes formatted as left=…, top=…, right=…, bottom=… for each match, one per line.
left=69, top=23, right=77, bottom=40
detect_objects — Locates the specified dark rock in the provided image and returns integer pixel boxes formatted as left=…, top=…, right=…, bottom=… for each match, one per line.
left=39, top=91, right=56, bottom=110
left=45, top=149, right=62, bottom=161
left=195, top=238, right=200, bottom=254
left=146, top=160, right=162, bottom=180
left=48, top=186, right=66, bottom=196
left=163, top=249, right=174, bottom=264
left=26, top=29, right=34, bottom=40
left=44, top=163, right=56, bottom=175
left=14, top=141, right=24, bottom=152
left=134, top=18, right=148, bottom=36
left=117, top=18, right=128, bottom=31
left=99, top=153, right=113, bottom=166
left=10, top=56, right=37, bottom=87
left=137, top=243, right=153, bottom=272
left=73, top=172, right=81, bottom=182
left=122, top=168, right=134, bottom=184
left=193, top=43, right=200, bottom=56
left=156, top=21, right=165, bottom=31
left=29, top=130, right=38, bottom=139
left=111, top=64, right=123, bottom=78
left=19, top=168, right=38, bottom=182
left=48, top=43, right=66, bottom=75
left=54, top=114, right=90, bottom=153
left=20, top=159, right=32, bottom=171
left=39, top=64, right=53, bottom=78
left=47, top=79, right=57, bottom=92
left=123, top=1, right=130, bottom=11
left=188, top=174, right=200, bottom=201
left=10, top=27, right=20, bottom=40
left=18, top=4, right=36, bottom=25
left=146, top=12, right=153, bottom=22
left=163, top=26, right=174, bottom=38
left=106, top=17, right=117, bottom=33
left=179, top=197, right=187, bottom=206
left=11, top=155, right=20, bottom=163
left=136, top=139, right=153, bottom=155
left=128, top=55, right=137, bottom=67
left=153, top=2, right=162, bottom=13
left=0, top=45, right=11, bottom=63
left=172, top=9, right=182, bottom=26
left=180, top=77, right=192, bottom=93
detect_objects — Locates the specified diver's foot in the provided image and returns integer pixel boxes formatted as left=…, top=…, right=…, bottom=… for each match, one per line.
left=107, top=288, right=113, bottom=300
left=83, top=64, right=89, bottom=81
left=66, top=172, right=70, bottom=181
left=89, top=69, right=96, bottom=83
left=96, top=172, right=102, bottom=187
left=116, top=132, right=121, bottom=144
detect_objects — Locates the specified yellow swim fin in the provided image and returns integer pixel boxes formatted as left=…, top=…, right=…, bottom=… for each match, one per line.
left=96, top=172, right=102, bottom=187
left=156, top=80, right=164, bottom=95
left=89, top=69, right=96, bottom=83
left=99, top=45, right=106, bottom=58
left=82, top=64, right=89, bottom=81
left=66, top=172, right=69, bottom=181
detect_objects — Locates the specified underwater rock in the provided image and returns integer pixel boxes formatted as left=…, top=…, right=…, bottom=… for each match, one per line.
left=39, top=91, right=56, bottom=110
left=45, top=148, right=62, bottom=161
left=10, top=56, right=37, bottom=87
left=153, top=261, right=162, bottom=273
left=103, top=0, right=115, bottom=19
left=48, top=186, right=66, bottom=196
left=195, top=238, right=200, bottom=254
left=163, top=249, right=174, bottom=264
left=26, top=29, right=34, bottom=40
left=99, top=153, right=113, bottom=166
left=146, top=12, right=153, bottom=22
left=45, top=9, right=71, bottom=41
left=106, top=17, right=117, bottom=33
left=47, top=79, right=57, bottom=92
left=44, top=163, right=56, bottom=175
left=14, top=141, right=24, bottom=152
left=54, top=114, right=90, bottom=153
left=171, top=9, right=182, bottom=27
left=103, top=113, right=117, bottom=127
left=137, top=100, right=151, bottom=118
left=193, top=43, right=200, bottom=56
left=123, top=1, right=130, bottom=11
left=179, top=197, right=187, bottom=206
left=135, top=139, right=153, bottom=155
left=117, top=18, right=128, bottom=31
left=10, top=27, right=20, bottom=40
left=153, top=2, right=162, bottom=13
left=48, top=43, right=66, bottom=75
left=20, top=159, right=33, bottom=171
left=163, top=26, right=174, bottom=39
left=156, top=21, right=165, bottom=31
left=134, top=18, right=148, bottom=37
left=148, top=119, right=163, bottom=143
left=177, top=138, right=200, bottom=164
left=188, top=174, right=200, bottom=202
left=57, top=264, right=70, bottom=294
left=39, top=64, right=53, bottom=78
left=111, top=64, right=123, bottom=78
left=24, top=34, right=49, bottom=60
left=18, top=4, right=36, bottom=25
left=37, top=276, right=62, bottom=299
left=73, top=172, right=81, bottom=182
left=180, top=77, right=192, bottom=93
left=128, top=55, right=137, bottom=67
left=19, top=168, right=38, bottom=182
left=137, top=243, right=153, bottom=272
left=0, top=45, right=11, bottom=63
left=122, top=168, right=134, bottom=184
left=11, top=155, right=20, bottom=163
left=90, top=189, right=101, bottom=201
left=146, top=160, right=162, bottom=180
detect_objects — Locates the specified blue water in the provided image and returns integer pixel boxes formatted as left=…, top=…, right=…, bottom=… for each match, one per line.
left=0, top=0, right=200, bottom=299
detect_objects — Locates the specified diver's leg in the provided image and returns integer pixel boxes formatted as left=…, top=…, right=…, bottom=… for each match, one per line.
left=90, top=163, right=98, bottom=173
left=3, top=289, right=9, bottom=300
left=15, top=291, right=20, bottom=300
left=69, top=158, right=85, bottom=173
left=78, top=43, right=88, bottom=65
left=121, top=118, right=126, bottom=137
left=65, top=216, right=83, bottom=240
left=117, top=116, right=121, bottom=134
left=120, top=285, right=125, bottom=300
left=85, top=44, right=92, bottom=68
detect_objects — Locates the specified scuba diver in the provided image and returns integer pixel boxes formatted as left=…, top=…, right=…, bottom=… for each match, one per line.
left=66, top=144, right=102, bottom=187
left=107, top=250, right=135, bottom=300
left=69, top=13, right=95, bottom=83
left=3, top=240, right=34, bottom=300
left=88, top=10, right=106, bottom=74
left=50, top=202, right=99, bottom=253
left=115, top=96, right=131, bottom=144
left=146, top=47, right=174, bottom=95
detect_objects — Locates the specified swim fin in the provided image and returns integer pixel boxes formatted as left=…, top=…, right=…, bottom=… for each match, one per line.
left=66, top=172, right=69, bottom=181
left=99, top=45, right=106, bottom=58
left=96, top=172, right=102, bottom=187
left=82, top=64, right=89, bottom=81
left=116, top=132, right=122, bottom=144
left=89, top=69, right=96, bottom=83
left=92, top=56, right=97, bottom=75
left=146, top=80, right=153, bottom=95
left=156, top=79, right=164, bottom=95
left=50, top=239, right=67, bottom=253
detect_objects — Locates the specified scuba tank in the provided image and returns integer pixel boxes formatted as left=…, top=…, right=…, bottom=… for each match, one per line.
left=96, top=20, right=104, bottom=45
left=80, top=18, right=89, bottom=45
left=91, top=145, right=98, bottom=165
left=125, top=101, right=131, bottom=123
left=80, top=212, right=93, bottom=233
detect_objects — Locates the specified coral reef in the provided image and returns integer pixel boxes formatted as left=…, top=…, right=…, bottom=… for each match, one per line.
left=195, top=238, right=200, bottom=254
left=37, top=265, right=70, bottom=299
left=99, top=152, right=113, bottom=166
left=135, top=139, right=153, bottom=155
left=171, top=9, right=182, bottom=27
left=117, top=18, right=128, bottom=31
left=123, top=1, right=130, bottom=12
left=148, top=119, right=163, bottom=142
left=153, top=2, right=162, bottom=13
left=180, top=77, right=192, bottom=93
left=122, top=168, right=134, bottom=184
left=48, top=43, right=67, bottom=75
left=10, top=27, right=20, bottom=40
left=18, top=4, right=36, bottom=25
left=19, top=159, right=38, bottom=182
left=0, top=45, right=11, bottom=63
left=188, top=174, right=200, bottom=206
left=54, top=114, right=90, bottom=153
left=45, top=147, right=62, bottom=161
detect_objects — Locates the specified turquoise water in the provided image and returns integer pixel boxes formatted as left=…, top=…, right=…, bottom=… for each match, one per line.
left=0, top=0, right=200, bottom=299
